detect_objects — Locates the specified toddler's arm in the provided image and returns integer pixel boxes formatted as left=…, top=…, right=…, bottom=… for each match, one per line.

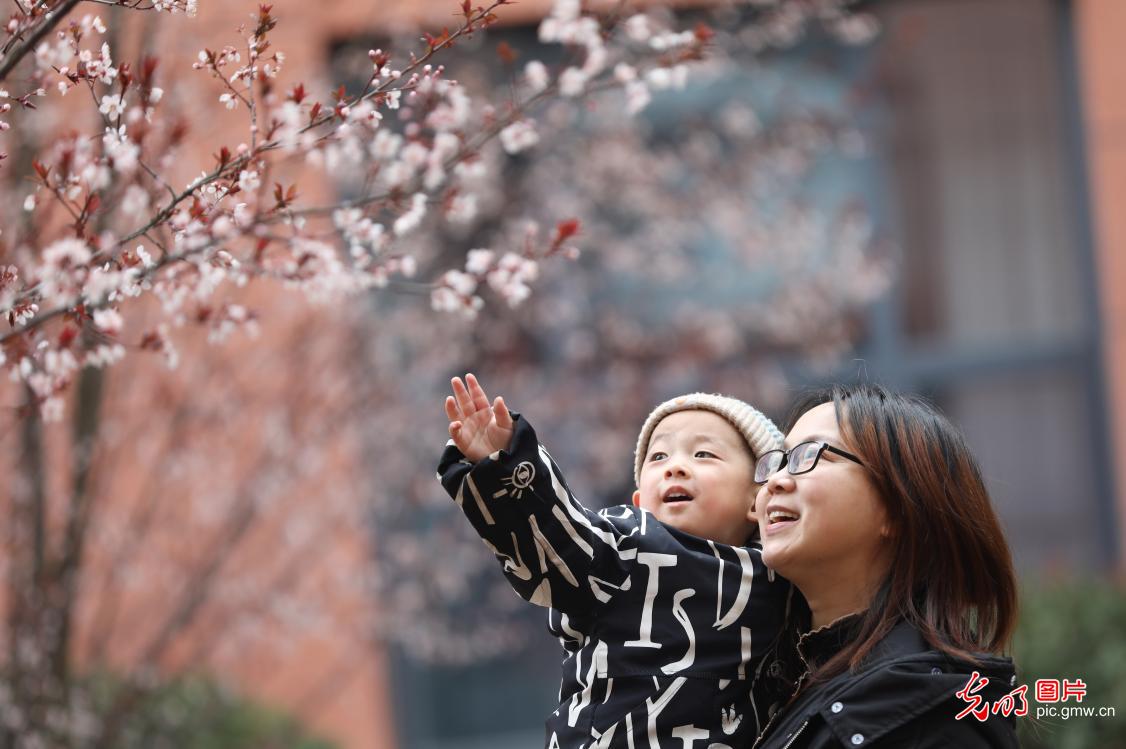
left=439, top=374, right=639, bottom=616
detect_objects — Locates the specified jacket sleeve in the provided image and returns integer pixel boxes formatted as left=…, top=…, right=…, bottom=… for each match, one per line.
left=437, top=412, right=640, bottom=616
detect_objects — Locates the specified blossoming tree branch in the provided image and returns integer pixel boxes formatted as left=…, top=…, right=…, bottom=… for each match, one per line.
left=0, top=0, right=873, bottom=421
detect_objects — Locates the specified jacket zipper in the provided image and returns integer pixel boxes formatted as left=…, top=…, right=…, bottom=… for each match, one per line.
left=780, top=719, right=809, bottom=749
left=752, top=624, right=820, bottom=749
left=751, top=669, right=807, bottom=749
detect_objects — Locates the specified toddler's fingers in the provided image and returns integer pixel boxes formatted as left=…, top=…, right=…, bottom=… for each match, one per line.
left=444, top=395, right=462, bottom=422
left=493, top=396, right=513, bottom=429
left=451, top=376, right=475, bottom=416
left=466, top=372, right=491, bottom=412
left=449, top=420, right=463, bottom=439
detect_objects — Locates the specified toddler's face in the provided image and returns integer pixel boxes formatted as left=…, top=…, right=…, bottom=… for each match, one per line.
left=632, top=409, right=758, bottom=546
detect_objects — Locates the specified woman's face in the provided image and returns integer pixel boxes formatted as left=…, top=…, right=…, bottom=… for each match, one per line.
left=754, top=402, right=892, bottom=586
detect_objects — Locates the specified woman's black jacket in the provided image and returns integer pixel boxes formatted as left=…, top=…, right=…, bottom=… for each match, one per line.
left=750, top=616, right=1020, bottom=749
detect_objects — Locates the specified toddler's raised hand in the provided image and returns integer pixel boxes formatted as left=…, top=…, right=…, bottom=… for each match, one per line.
left=445, top=373, right=514, bottom=462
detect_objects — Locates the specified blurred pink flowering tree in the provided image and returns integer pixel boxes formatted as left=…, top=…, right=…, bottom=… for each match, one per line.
left=0, top=0, right=884, bottom=745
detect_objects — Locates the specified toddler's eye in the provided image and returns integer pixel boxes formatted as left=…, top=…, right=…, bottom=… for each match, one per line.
left=695, top=450, right=717, bottom=459
left=648, top=451, right=667, bottom=462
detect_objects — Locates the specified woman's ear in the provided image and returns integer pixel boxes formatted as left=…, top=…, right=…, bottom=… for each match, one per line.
left=631, top=490, right=641, bottom=507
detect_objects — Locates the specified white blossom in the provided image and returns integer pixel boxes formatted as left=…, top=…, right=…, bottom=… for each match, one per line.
left=624, top=14, right=652, bottom=43
left=92, top=308, right=124, bottom=335
left=392, top=193, right=429, bottom=237
left=103, top=126, right=139, bottom=174
left=121, top=185, right=150, bottom=219
left=42, top=238, right=91, bottom=268
left=238, top=170, right=260, bottom=192
left=465, top=249, right=494, bottom=275
left=499, top=120, right=539, bottom=154
left=524, top=60, right=550, bottom=94
left=99, top=94, right=126, bottom=118
left=559, top=67, right=586, bottom=97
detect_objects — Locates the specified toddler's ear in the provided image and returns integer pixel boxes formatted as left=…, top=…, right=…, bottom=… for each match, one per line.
left=631, top=490, right=641, bottom=507
left=747, top=494, right=763, bottom=524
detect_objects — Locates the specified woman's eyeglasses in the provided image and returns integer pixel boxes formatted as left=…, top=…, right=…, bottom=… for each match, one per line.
left=754, top=441, right=864, bottom=483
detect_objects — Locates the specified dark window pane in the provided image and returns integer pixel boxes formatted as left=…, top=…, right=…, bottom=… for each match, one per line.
left=937, top=367, right=1105, bottom=570
left=881, top=0, right=1085, bottom=345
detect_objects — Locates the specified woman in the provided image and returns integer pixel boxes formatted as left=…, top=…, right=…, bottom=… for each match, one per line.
left=749, top=384, right=1020, bottom=748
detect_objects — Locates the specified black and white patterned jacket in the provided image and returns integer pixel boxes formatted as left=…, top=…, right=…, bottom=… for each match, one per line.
left=438, top=413, right=792, bottom=749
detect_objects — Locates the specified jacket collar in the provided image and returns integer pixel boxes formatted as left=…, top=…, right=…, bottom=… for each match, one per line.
left=803, top=618, right=1017, bottom=746
left=796, top=612, right=864, bottom=670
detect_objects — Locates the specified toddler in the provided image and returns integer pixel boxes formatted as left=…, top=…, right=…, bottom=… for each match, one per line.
left=438, top=373, right=791, bottom=748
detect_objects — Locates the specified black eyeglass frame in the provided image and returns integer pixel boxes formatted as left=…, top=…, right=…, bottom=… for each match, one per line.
left=754, top=441, right=865, bottom=483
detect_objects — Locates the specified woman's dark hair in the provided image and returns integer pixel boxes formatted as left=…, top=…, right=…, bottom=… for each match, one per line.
left=789, top=383, right=1018, bottom=684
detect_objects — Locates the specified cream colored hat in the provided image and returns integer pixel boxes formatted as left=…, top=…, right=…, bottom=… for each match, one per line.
left=633, top=393, right=784, bottom=486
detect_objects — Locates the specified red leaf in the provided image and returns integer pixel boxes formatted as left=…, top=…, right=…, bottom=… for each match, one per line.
left=58, top=326, right=78, bottom=348
left=425, top=28, right=453, bottom=50
left=142, top=56, right=159, bottom=85
left=139, top=331, right=162, bottom=351
left=496, top=41, right=518, bottom=65
left=553, top=218, right=581, bottom=245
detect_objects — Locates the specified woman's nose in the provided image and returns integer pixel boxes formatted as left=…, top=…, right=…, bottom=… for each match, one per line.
left=765, top=469, right=794, bottom=493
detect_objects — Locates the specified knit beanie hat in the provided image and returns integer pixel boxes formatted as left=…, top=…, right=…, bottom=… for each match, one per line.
left=633, top=393, right=784, bottom=486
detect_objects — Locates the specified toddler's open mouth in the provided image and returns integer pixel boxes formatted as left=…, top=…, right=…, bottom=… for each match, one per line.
left=662, top=486, right=694, bottom=503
